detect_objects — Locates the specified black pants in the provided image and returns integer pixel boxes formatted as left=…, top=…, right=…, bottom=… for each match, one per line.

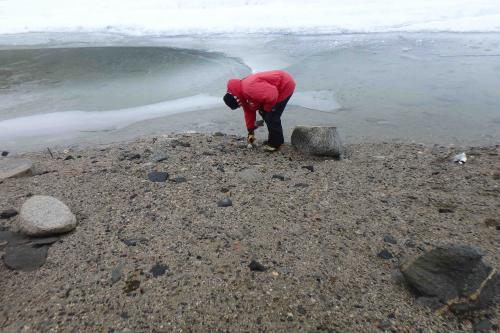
left=259, top=94, right=292, bottom=146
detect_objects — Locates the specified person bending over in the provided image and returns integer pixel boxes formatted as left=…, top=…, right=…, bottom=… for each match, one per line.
left=223, top=70, right=296, bottom=152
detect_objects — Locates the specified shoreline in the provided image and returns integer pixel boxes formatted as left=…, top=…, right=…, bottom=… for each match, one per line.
left=1, top=132, right=499, bottom=331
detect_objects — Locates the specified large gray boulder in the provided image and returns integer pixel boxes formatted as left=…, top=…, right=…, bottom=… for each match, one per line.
left=291, top=125, right=343, bottom=158
left=400, top=244, right=499, bottom=313
left=19, top=196, right=77, bottom=236
left=0, top=158, right=32, bottom=180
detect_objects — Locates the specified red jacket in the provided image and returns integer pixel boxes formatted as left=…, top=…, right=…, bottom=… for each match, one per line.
left=227, top=70, right=296, bottom=130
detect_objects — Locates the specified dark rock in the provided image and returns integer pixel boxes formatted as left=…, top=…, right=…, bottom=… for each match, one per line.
left=64, top=155, right=74, bottom=161
left=400, top=244, right=499, bottom=313
left=415, top=297, right=443, bottom=311
left=438, top=207, right=455, bottom=214
left=383, top=235, right=397, bottom=245
left=297, top=305, right=307, bottom=315
left=119, top=152, right=141, bottom=161
left=172, top=176, right=187, bottom=183
left=272, top=174, right=286, bottom=181
left=1, top=151, right=8, bottom=157
left=121, top=238, right=148, bottom=246
left=120, top=312, right=129, bottom=319
left=249, top=260, right=267, bottom=272
left=302, top=165, right=314, bottom=172
left=171, top=140, right=191, bottom=148
left=213, top=132, right=225, bottom=137
left=123, top=279, right=140, bottom=293
left=29, top=236, right=60, bottom=246
left=150, top=264, right=168, bottom=277
left=473, top=319, right=493, bottom=333
left=4, top=244, right=48, bottom=271
left=202, top=151, right=215, bottom=156
left=0, top=208, right=18, bottom=219
left=484, top=218, right=499, bottom=228
left=377, top=249, right=394, bottom=259
left=294, top=183, right=309, bottom=188
left=217, top=198, right=232, bottom=208
left=147, top=171, right=169, bottom=182
left=497, top=226, right=500, bottom=231
left=216, top=164, right=225, bottom=172
left=291, top=125, right=344, bottom=158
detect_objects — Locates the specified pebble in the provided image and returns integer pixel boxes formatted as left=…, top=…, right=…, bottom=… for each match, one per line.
left=172, top=176, right=187, bottom=183
left=248, top=260, right=267, bottom=272
left=1, top=151, right=9, bottom=157
left=297, top=305, right=307, bottom=315
left=121, top=238, right=148, bottom=246
left=19, top=195, right=77, bottom=236
left=119, top=152, right=141, bottom=161
left=147, top=171, right=169, bottom=182
left=302, top=165, right=314, bottom=172
left=377, top=249, right=394, bottom=259
left=213, top=132, right=225, bottom=137
left=383, top=235, right=397, bottom=244
left=217, top=198, right=232, bottom=208
left=294, top=183, right=309, bottom=188
left=0, top=208, right=18, bottom=219
left=150, top=264, right=168, bottom=277
left=171, top=140, right=191, bottom=148
left=473, top=319, right=492, bottom=333
left=272, top=174, right=286, bottom=181
left=0, top=158, right=33, bottom=180
left=64, top=155, right=74, bottom=161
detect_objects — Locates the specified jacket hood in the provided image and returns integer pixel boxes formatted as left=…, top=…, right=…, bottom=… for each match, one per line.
left=227, top=79, right=242, bottom=98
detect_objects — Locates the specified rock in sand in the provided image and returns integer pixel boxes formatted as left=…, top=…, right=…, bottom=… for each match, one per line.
left=147, top=171, right=169, bottom=182
left=291, top=125, right=343, bottom=158
left=400, top=244, right=500, bottom=313
left=217, top=198, right=232, bottom=208
left=19, top=195, right=77, bottom=236
left=0, top=208, right=18, bottom=219
left=0, top=158, right=33, bottom=180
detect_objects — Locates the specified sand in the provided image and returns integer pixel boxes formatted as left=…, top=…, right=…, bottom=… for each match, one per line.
left=0, top=133, right=499, bottom=332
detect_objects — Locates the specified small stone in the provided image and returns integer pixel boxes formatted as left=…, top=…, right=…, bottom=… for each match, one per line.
left=248, top=260, right=267, bottom=272
left=378, top=319, right=392, bottom=331
left=484, top=218, right=499, bottom=228
left=0, top=208, right=18, bottom=219
left=19, top=195, right=77, bottom=236
left=1, top=151, right=8, bottom=157
left=217, top=198, right=232, bottom=208
left=171, top=140, right=191, bottom=148
left=383, top=235, right=397, bottom=244
left=378, top=249, right=394, bottom=259
left=123, top=279, right=140, bottom=293
left=213, top=132, right=225, bottom=137
left=302, top=165, right=314, bottom=172
left=121, top=238, right=148, bottom=246
left=172, top=176, right=187, bottom=183
left=272, top=174, right=286, bottom=181
left=147, top=171, right=169, bottom=182
left=0, top=158, right=33, bottom=180
left=64, top=155, right=74, bottom=161
left=119, top=152, right=141, bottom=161
left=150, top=152, right=168, bottom=163
left=438, top=208, right=454, bottom=213
left=294, top=183, right=309, bottom=188
left=150, top=264, right=168, bottom=277
left=4, top=244, right=48, bottom=271
left=297, top=305, right=307, bottom=315
left=111, top=264, right=124, bottom=284
left=216, top=164, right=225, bottom=172
left=473, top=319, right=492, bottom=333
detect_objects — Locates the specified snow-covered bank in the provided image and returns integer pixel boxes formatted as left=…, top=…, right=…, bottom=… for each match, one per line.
left=1, top=0, right=499, bottom=36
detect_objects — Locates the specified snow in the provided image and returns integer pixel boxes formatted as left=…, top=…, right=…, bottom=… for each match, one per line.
left=0, top=0, right=499, bottom=36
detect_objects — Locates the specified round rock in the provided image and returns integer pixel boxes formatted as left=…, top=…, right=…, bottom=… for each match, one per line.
left=19, top=195, right=77, bottom=236
left=0, top=158, right=33, bottom=180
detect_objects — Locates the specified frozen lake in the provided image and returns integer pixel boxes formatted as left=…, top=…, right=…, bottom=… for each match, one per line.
left=1, top=32, right=500, bottom=150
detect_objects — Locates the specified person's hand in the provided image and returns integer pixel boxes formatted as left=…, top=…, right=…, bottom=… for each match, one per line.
left=247, top=131, right=256, bottom=145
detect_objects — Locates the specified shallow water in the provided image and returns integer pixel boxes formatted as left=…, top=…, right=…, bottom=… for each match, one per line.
left=0, top=32, right=499, bottom=150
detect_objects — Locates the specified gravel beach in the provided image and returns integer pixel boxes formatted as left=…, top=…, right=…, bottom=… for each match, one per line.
left=0, top=133, right=499, bottom=332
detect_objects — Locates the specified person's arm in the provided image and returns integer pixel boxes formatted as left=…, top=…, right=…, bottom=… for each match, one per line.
left=245, top=80, right=279, bottom=112
left=243, top=105, right=257, bottom=131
